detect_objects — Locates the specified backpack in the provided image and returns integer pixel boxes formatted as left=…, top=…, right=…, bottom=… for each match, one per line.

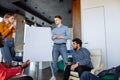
left=97, top=65, right=120, bottom=80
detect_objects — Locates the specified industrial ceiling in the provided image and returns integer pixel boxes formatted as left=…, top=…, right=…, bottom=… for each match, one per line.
left=0, top=0, right=72, bottom=27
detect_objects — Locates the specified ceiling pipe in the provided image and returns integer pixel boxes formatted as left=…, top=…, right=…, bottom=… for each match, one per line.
left=0, top=5, right=13, bottom=17
left=13, top=1, right=54, bottom=24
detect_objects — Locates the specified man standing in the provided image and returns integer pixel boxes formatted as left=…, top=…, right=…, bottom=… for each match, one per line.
left=63, top=38, right=93, bottom=80
left=50, top=15, right=71, bottom=80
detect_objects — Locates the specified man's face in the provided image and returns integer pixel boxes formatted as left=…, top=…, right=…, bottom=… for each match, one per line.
left=72, top=42, right=79, bottom=50
left=54, top=18, right=61, bottom=25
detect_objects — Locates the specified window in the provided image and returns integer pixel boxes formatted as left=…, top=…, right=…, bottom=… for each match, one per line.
left=0, top=17, right=3, bottom=22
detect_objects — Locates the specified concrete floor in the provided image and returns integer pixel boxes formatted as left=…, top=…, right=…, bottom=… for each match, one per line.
left=23, top=62, right=64, bottom=80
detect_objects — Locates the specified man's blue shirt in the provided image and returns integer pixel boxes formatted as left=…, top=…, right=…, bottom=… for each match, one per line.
left=72, top=47, right=93, bottom=68
left=52, top=25, right=70, bottom=43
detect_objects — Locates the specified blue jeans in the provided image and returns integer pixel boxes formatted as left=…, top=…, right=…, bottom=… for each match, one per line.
left=80, top=71, right=101, bottom=80
left=1, top=38, right=15, bottom=63
left=52, top=43, right=68, bottom=76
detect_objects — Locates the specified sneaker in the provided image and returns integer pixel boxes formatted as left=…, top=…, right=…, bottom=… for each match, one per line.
left=50, top=76, right=56, bottom=80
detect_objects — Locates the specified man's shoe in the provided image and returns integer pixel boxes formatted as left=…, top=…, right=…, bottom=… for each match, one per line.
left=50, top=76, right=56, bottom=80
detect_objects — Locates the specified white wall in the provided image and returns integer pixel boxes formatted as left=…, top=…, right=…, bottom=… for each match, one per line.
left=81, top=0, right=120, bottom=68
left=104, top=0, right=120, bottom=68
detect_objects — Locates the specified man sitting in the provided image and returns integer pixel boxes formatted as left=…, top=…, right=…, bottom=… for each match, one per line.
left=0, top=60, right=31, bottom=80
left=80, top=65, right=120, bottom=80
left=63, top=38, right=93, bottom=80
left=80, top=71, right=100, bottom=80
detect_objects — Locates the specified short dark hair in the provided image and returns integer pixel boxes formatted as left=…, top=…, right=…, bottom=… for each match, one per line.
left=54, top=15, right=62, bottom=20
left=72, top=38, right=82, bottom=47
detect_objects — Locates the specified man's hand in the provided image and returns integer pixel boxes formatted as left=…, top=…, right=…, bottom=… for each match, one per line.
left=21, top=60, right=30, bottom=69
left=65, top=62, right=71, bottom=65
left=9, top=24, right=16, bottom=30
left=71, top=63, right=79, bottom=71
left=53, top=35, right=64, bottom=39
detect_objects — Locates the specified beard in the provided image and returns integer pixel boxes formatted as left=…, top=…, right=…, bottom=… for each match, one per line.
left=73, top=46, right=78, bottom=51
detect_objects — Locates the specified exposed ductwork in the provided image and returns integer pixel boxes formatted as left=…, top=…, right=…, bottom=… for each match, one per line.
left=13, top=1, right=54, bottom=24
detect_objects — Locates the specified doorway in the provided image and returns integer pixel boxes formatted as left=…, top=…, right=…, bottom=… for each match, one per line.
left=82, top=6, right=107, bottom=68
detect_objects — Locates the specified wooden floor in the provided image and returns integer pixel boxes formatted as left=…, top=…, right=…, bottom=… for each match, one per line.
left=24, top=67, right=64, bottom=80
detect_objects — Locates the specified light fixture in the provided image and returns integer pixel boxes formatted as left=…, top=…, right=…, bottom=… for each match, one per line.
left=59, top=0, right=63, bottom=3
left=33, top=21, right=37, bottom=27
left=24, top=0, right=28, bottom=2
left=68, top=9, right=72, bottom=14
left=31, top=16, right=34, bottom=20
left=22, top=18, right=26, bottom=23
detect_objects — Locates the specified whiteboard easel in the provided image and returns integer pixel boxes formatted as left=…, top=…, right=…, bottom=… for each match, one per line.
left=23, top=27, right=52, bottom=62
